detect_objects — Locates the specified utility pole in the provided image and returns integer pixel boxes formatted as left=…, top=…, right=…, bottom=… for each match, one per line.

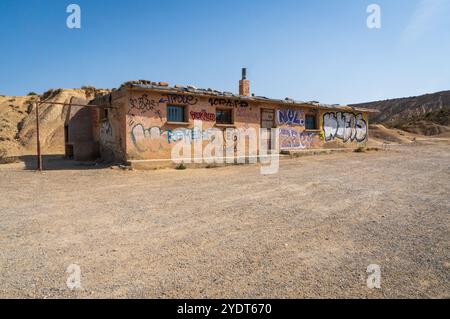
left=35, top=101, right=42, bottom=171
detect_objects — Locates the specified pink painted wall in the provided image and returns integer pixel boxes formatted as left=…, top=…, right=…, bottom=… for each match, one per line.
left=100, top=88, right=371, bottom=162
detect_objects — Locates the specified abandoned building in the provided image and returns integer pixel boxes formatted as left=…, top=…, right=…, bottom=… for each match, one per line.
left=65, top=69, right=377, bottom=167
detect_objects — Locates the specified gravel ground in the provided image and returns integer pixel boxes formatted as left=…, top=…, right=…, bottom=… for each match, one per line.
left=0, top=140, right=449, bottom=299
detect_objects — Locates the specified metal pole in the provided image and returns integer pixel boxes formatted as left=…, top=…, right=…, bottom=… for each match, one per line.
left=35, top=102, right=42, bottom=171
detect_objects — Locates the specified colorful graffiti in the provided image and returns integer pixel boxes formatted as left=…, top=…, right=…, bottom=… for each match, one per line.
left=167, top=127, right=212, bottom=144
left=277, top=110, right=305, bottom=126
left=160, top=94, right=198, bottom=105
left=131, top=123, right=257, bottom=153
left=208, top=98, right=248, bottom=108
left=130, top=124, right=215, bottom=153
left=190, top=110, right=216, bottom=122
left=323, top=112, right=367, bottom=143
left=279, top=128, right=317, bottom=150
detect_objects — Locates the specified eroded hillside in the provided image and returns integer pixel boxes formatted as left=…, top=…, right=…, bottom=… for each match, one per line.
left=0, top=88, right=108, bottom=157
left=351, top=91, right=450, bottom=136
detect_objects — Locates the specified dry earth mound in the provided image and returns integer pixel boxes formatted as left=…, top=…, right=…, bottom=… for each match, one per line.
left=368, top=124, right=417, bottom=145
left=0, top=88, right=109, bottom=157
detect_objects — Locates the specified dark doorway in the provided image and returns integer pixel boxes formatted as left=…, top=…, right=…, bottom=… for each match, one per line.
left=261, top=109, right=275, bottom=150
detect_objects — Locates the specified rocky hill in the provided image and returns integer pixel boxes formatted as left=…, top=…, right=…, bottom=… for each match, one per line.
left=0, top=88, right=109, bottom=158
left=351, top=91, right=450, bottom=135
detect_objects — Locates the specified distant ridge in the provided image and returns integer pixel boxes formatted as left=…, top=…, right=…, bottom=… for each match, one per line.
left=350, top=90, right=450, bottom=125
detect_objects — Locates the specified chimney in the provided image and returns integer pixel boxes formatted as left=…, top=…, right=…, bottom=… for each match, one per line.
left=239, top=68, right=250, bottom=96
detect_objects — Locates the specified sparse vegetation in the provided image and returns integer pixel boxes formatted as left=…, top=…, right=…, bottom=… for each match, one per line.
left=26, top=103, right=34, bottom=114
left=81, top=85, right=96, bottom=90
left=423, top=108, right=450, bottom=126
left=353, top=91, right=450, bottom=127
left=0, top=149, right=20, bottom=164
left=41, top=88, right=62, bottom=100
left=175, top=163, right=187, bottom=170
left=380, top=108, right=450, bottom=136
left=27, top=92, right=38, bottom=96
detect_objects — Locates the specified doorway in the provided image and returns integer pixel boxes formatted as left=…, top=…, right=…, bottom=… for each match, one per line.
left=261, top=109, right=275, bottom=150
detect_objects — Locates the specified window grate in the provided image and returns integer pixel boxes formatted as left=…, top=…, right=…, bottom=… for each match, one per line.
left=167, top=105, right=185, bottom=122
left=305, top=114, right=317, bottom=130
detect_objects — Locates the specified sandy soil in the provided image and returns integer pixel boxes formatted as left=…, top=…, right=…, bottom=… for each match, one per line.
left=0, top=139, right=449, bottom=299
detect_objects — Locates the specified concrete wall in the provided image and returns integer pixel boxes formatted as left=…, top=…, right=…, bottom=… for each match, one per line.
left=93, top=90, right=128, bottom=163
left=125, top=90, right=261, bottom=161
left=121, top=89, right=369, bottom=162
left=64, top=97, right=98, bottom=161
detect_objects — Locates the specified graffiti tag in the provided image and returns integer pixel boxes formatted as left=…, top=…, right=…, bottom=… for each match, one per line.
left=160, top=94, right=198, bottom=105
left=277, top=110, right=305, bottom=126
left=323, top=112, right=367, bottom=143
left=208, top=98, right=248, bottom=108
left=279, top=128, right=317, bottom=150
left=100, top=120, right=114, bottom=146
left=130, top=124, right=165, bottom=153
left=190, top=110, right=216, bottom=122
left=130, top=94, right=159, bottom=112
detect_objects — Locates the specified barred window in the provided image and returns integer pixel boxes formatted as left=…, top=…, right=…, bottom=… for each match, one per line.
left=167, top=105, right=185, bottom=123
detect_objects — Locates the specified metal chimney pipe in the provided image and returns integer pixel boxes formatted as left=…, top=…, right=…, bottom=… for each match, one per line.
left=242, top=68, right=247, bottom=80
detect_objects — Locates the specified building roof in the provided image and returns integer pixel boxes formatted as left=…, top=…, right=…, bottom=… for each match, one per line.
left=119, top=80, right=379, bottom=114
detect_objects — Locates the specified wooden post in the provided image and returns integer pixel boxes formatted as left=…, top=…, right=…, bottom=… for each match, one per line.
left=35, top=102, right=42, bottom=171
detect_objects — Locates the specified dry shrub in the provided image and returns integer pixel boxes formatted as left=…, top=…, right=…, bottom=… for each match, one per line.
left=175, top=163, right=187, bottom=170
left=0, top=149, right=20, bottom=164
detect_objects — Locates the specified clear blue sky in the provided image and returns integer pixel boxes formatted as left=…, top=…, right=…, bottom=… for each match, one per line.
left=0, top=0, right=449, bottom=104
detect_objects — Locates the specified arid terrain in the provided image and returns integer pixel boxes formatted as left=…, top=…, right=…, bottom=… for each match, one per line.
left=0, top=138, right=449, bottom=299
left=352, top=90, right=450, bottom=137
left=0, top=88, right=108, bottom=158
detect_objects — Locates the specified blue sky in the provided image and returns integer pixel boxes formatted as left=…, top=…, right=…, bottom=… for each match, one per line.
left=0, top=0, right=449, bottom=104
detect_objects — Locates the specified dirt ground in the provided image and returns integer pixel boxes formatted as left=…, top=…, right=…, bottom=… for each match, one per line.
left=0, top=139, right=449, bottom=299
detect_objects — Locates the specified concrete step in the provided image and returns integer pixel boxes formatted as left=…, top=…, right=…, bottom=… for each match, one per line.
left=280, top=148, right=355, bottom=158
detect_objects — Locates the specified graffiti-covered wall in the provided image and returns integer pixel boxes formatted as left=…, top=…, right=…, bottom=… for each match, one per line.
left=125, top=90, right=262, bottom=161
left=91, top=88, right=372, bottom=163
left=93, top=90, right=127, bottom=162
left=320, top=111, right=369, bottom=145
left=276, top=109, right=322, bottom=150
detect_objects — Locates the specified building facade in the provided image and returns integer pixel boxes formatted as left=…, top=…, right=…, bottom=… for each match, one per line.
left=70, top=76, right=376, bottom=167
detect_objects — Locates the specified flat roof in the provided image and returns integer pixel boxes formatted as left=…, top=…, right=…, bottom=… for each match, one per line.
left=118, top=81, right=379, bottom=114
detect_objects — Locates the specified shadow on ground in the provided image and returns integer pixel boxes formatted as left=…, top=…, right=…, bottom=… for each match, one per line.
left=18, top=155, right=111, bottom=171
